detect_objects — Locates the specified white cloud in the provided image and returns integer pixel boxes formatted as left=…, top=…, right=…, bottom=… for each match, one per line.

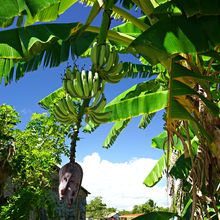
left=79, top=152, right=170, bottom=211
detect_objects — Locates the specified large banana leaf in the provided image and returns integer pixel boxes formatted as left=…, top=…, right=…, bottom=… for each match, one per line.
left=102, top=119, right=131, bottom=148
left=105, top=90, right=167, bottom=121
left=0, top=0, right=78, bottom=27
left=138, top=113, right=155, bottom=129
left=143, top=153, right=167, bottom=187
left=104, top=80, right=168, bottom=122
left=129, top=15, right=220, bottom=64
left=0, top=23, right=97, bottom=84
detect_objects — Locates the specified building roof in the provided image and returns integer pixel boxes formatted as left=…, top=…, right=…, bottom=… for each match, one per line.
left=119, top=213, right=143, bottom=218
left=105, top=212, right=119, bottom=218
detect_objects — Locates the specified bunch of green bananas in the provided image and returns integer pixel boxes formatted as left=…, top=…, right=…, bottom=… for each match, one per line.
left=85, top=90, right=111, bottom=124
left=53, top=95, right=79, bottom=124
left=90, top=42, right=125, bottom=83
left=63, top=67, right=104, bottom=99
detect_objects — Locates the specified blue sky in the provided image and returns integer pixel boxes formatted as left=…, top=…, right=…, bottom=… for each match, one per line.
left=0, top=2, right=165, bottom=163
left=0, top=2, right=168, bottom=209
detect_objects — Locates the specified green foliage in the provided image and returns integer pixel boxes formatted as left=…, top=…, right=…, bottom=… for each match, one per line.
left=0, top=0, right=220, bottom=218
left=0, top=188, right=57, bottom=220
left=143, top=154, right=167, bottom=187
left=12, top=113, right=69, bottom=186
left=86, top=196, right=116, bottom=219
left=0, top=104, right=20, bottom=161
left=104, top=80, right=168, bottom=122
left=132, top=199, right=157, bottom=214
left=0, top=106, right=70, bottom=219
left=118, top=199, right=169, bottom=215
left=0, top=0, right=78, bottom=27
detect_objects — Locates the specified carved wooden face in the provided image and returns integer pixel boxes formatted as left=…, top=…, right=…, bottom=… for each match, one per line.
left=59, top=170, right=72, bottom=199
left=65, top=178, right=80, bottom=207
left=58, top=162, right=83, bottom=207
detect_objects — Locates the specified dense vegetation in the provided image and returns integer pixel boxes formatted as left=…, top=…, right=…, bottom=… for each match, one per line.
left=0, top=105, right=70, bottom=219
left=0, top=0, right=219, bottom=219
left=86, top=196, right=168, bottom=218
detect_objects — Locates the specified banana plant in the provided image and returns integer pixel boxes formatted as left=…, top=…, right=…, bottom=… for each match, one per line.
left=0, top=0, right=220, bottom=218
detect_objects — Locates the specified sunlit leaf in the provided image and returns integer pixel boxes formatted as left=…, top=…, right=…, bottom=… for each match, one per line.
left=129, top=15, right=220, bottom=64
left=0, top=0, right=78, bottom=27
left=151, top=131, right=183, bottom=151
left=38, top=87, right=66, bottom=110
left=143, top=153, right=167, bottom=187
left=105, top=90, right=167, bottom=122
left=104, top=80, right=167, bottom=122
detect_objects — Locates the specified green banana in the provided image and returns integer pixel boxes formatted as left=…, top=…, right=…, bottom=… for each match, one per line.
left=81, top=70, right=90, bottom=98
left=100, top=81, right=105, bottom=93
left=62, top=78, right=68, bottom=93
left=65, top=68, right=73, bottom=80
left=61, top=98, right=70, bottom=115
left=104, top=44, right=110, bottom=62
left=88, top=112, right=99, bottom=124
left=75, top=69, right=81, bottom=82
left=88, top=70, right=93, bottom=93
left=104, top=51, right=114, bottom=72
left=89, top=111, right=111, bottom=124
left=90, top=42, right=98, bottom=66
left=98, top=45, right=106, bottom=67
left=111, top=46, right=117, bottom=63
left=54, top=114, right=72, bottom=124
left=65, top=95, right=78, bottom=120
left=57, top=99, right=69, bottom=116
left=112, top=47, right=119, bottom=66
left=54, top=113, right=69, bottom=123
left=73, top=78, right=84, bottom=98
left=92, top=72, right=99, bottom=96
left=106, top=74, right=123, bottom=84
left=89, top=93, right=106, bottom=113
left=90, top=90, right=102, bottom=108
left=107, top=62, right=123, bottom=76
left=53, top=104, right=74, bottom=124
left=66, top=79, right=78, bottom=98
left=54, top=104, right=68, bottom=119
left=54, top=103, right=77, bottom=124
